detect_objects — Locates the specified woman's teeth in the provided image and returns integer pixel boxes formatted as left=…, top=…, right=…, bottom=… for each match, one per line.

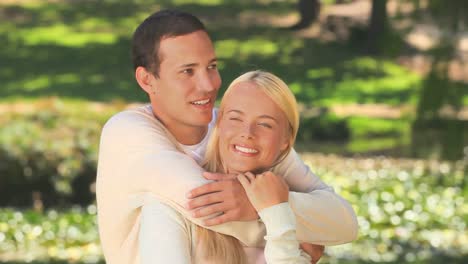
left=235, top=145, right=258, bottom=153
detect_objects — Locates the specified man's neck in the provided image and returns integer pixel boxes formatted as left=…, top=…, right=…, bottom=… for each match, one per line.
left=167, top=124, right=208, bottom=146
left=149, top=108, right=208, bottom=145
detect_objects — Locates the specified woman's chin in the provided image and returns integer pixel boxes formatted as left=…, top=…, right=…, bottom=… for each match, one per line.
left=227, top=166, right=265, bottom=175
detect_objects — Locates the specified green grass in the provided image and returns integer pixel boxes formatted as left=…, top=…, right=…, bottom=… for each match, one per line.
left=0, top=0, right=439, bottom=158
left=0, top=0, right=426, bottom=105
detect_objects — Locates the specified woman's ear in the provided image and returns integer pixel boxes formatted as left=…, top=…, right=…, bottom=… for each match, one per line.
left=135, top=66, right=156, bottom=95
left=280, top=136, right=289, bottom=152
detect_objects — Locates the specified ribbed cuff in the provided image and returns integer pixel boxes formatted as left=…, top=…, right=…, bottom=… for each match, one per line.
left=258, top=202, right=296, bottom=237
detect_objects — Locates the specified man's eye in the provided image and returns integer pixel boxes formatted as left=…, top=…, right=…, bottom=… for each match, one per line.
left=181, top=69, right=194, bottom=74
left=208, top=64, right=217, bottom=70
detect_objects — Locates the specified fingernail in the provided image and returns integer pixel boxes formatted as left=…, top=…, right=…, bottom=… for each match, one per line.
left=186, top=192, right=192, bottom=198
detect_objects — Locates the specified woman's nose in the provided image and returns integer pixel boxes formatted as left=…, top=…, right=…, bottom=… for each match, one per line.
left=240, top=123, right=254, bottom=139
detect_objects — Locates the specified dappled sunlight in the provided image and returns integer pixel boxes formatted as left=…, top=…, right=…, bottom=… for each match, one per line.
left=216, top=38, right=279, bottom=60
left=170, top=0, right=224, bottom=5
left=17, top=24, right=118, bottom=47
left=315, top=58, right=423, bottom=105
left=348, top=117, right=409, bottom=137
left=6, top=73, right=80, bottom=93
left=304, top=153, right=468, bottom=263
left=307, top=68, right=335, bottom=79
left=346, top=137, right=405, bottom=153
left=21, top=76, right=50, bottom=92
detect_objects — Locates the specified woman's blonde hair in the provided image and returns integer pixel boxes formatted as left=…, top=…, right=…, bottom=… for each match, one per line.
left=195, top=70, right=299, bottom=264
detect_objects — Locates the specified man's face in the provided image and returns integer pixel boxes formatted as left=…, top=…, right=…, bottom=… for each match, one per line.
left=150, top=30, right=221, bottom=137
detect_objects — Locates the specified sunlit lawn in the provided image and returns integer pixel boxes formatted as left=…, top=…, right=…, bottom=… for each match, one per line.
left=0, top=0, right=424, bottom=105
left=0, top=0, right=430, bottom=156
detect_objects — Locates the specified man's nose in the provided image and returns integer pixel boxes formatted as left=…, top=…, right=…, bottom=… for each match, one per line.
left=197, top=72, right=217, bottom=93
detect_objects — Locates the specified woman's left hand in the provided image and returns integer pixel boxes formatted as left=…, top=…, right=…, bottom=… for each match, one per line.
left=237, top=171, right=289, bottom=212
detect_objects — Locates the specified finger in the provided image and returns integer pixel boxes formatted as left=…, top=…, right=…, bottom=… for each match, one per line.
left=237, top=174, right=250, bottom=188
left=191, top=202, right=225, bottom=218
left=202, top=172, right=237, bottom=181
left=300, top=243, right=324, bottom=263
left=203, top=211, right=233, bottom=226
left=245, top=172, right=256, bottom=182
left=186, top=192, right=223, bottom=210
left=186, top=181, right=223, bottom=198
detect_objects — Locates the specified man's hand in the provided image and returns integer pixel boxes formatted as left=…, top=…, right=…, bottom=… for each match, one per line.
left=185, top=172, right=258, bottom=226
left=300, top=243, right=324, bottom=264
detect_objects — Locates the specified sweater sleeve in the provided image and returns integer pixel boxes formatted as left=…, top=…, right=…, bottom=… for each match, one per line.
left=272, top=149, right=358, bottom=245
left=139, top=199, right=192, bottom=264
left=96, top=108, right=266, bottom=257
left=259, top=203, right=311, bottom=264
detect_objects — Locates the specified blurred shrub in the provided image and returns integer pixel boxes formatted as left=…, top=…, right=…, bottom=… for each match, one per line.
left=0, top=100, right=116, bottom=207
left=0, top=205, right=102, bottom=263
left=0, top=155, right=466, bottom=263
left=299, top=113, right=351, bottom=141
left=304, top=154, right=468, bottom=263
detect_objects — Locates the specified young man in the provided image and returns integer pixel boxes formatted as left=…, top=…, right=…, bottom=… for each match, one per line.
left=96, top=10, right=357, bottom=264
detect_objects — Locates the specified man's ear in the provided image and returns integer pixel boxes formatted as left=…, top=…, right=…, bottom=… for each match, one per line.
left=135, top=66, right=156, bottom=95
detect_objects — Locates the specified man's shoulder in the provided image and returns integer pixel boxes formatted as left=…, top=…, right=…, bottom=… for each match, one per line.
left=104, top=105, right=162, bottom=130
left=100, top=105, right=169, bottom=143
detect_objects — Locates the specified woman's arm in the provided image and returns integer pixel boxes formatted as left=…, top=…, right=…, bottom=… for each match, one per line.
left=139, top=200, right=192, bottom=264
left=259, top=203, right=312, bottom=264
left=238, top=172, right=311, bottom=264
left=273, top=149, right=358, bottom=245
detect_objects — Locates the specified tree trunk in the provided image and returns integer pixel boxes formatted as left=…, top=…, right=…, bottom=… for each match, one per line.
left=367, top=0, right=388, bottom=53
left=289, top=0, right=321, bottom=30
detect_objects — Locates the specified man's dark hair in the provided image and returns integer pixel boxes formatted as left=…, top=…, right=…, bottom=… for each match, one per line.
left=132, top=9, right=206, bottom=77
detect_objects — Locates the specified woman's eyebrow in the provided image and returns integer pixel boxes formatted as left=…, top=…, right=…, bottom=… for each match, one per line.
left=226, top=109, right=244, bottom=115
left=258, top=115, right=278, bottom=123
left=226, top=110, right=278, bottom=123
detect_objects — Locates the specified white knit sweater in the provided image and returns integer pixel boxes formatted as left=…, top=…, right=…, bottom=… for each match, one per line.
left=96, top=105, right=358, bottom=264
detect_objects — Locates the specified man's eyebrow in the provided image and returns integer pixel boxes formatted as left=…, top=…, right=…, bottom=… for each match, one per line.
left=178, top=58, right=217, bottom=69
left=179, top=62, right=198, bottom=68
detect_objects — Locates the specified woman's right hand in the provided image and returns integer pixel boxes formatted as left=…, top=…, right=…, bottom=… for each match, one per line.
left=237, top=171, right=289, bottom=212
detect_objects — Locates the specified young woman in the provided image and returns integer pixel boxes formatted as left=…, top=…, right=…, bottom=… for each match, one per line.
left=139, top=70, right=317, bottom=263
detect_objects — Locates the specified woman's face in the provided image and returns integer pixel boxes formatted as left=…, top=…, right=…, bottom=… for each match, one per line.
left=218, top=81, right=289, bottom=174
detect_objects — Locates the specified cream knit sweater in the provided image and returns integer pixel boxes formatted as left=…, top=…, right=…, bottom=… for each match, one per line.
left=96, top=105, right=358, bottom=264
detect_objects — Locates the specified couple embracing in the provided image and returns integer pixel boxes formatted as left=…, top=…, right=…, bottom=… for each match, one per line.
left=96, top=9, right=358, bottom=264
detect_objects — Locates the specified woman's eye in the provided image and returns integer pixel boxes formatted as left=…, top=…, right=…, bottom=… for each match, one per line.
left=258, top=123, right=272, bottom=128
left=229, top=117, right=241, bottom=122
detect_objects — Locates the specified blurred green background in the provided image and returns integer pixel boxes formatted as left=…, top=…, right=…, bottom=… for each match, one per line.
left=0, top=0, right=467, bottom=263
